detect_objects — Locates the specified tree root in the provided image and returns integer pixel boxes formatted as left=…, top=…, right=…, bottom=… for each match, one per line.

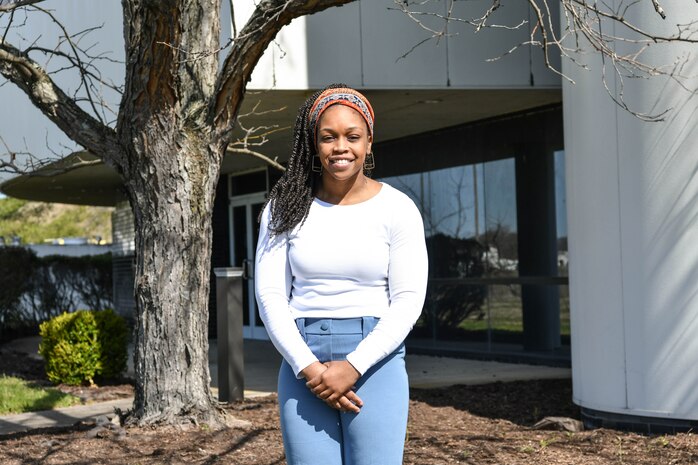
left=118, top=401, right=251, bottom=430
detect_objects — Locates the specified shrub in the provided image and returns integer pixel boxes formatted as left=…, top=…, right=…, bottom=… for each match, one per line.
left=39, top=309, right=128, bottom=385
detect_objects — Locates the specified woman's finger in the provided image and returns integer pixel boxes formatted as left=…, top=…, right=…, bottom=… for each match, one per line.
left=310, top=383, right=326, bottom=395
left=337, top=396, right=361, bottom=413
left=344, top=390, right=363, bottom=408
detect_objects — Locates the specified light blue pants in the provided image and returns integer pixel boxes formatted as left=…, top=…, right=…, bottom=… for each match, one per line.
left=278, top=317, right=409, bottom=465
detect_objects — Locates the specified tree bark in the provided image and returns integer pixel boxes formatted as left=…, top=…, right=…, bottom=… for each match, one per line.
left=126, top=138, right=222, bottom=425
left=117, top=0, right=225, bottom=426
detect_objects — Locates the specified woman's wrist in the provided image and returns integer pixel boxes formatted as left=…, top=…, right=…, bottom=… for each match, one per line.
left=300, top=361, right=326, bottom=380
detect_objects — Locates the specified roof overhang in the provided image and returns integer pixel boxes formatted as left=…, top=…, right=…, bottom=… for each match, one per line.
left=0, top=151, right=124, bottom=206
left=1, top=88, right=561, bottom=206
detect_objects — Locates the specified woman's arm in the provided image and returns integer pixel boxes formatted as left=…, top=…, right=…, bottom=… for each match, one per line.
left=344, top=196, right=429, bottom=375
left=255, top=204, right=319, bottom=377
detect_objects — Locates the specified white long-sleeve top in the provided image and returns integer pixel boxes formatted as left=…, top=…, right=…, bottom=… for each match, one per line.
left=254, top=182, right=428, bottom=377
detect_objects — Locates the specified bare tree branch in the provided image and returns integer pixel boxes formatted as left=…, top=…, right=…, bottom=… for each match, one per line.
left=210, top=0, right=355, bottom=145
left=228, top=147, right=286, bottom=172
left=0, top=133, right=33, bottom=174
left=0, top=0, right=45, bottom=13
left=393, top=0, right=698, bottom=121
left=223, top=100, right=290, bottom=172
left=0, top=38, right=120, bottom=162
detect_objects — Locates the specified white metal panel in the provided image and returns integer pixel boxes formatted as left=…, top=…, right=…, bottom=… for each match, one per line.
left=614, top=2, right=698, bottom=418
left=565, top=0, right=698, bottom=420
left=360, top=0, right=448, bottom=87
left=248, top=16, right=309, bottom=90
left=447, top=0, right=532, bottom=87
left=562, top=43, right=629, bottom=413
left=229, top=0, right=309, bottom=89
left=306, top=2, right=363, bottom=88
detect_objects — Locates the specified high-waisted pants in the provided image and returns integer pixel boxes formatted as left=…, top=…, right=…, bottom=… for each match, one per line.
left=277, top=317, right=408, bottom=465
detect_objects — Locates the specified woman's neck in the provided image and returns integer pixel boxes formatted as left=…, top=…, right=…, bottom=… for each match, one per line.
left=316, top=174, right=380, bottom=205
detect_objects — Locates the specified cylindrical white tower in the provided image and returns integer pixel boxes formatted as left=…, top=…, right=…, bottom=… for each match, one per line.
left=562, top=0, right=698, bottom=431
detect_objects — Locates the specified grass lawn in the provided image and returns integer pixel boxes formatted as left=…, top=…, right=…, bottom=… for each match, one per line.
left=0, top=376, right=80, bottom=415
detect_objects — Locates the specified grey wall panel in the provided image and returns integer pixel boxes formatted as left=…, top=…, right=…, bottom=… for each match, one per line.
left=306, top=2, right=363, bottom=88
left=447, top=0, right=532, bottom=87
left=360, top=1, right=448, bottom=87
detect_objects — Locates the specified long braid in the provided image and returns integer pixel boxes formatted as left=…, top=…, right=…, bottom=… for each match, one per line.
left=263, top=84, right=349, bottom=235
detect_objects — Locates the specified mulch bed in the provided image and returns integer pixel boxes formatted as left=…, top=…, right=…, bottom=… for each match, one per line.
left=1, top=345, right=697, bottom=464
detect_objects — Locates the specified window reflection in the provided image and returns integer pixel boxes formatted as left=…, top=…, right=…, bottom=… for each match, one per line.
left=382, top=155, right=567, bottom=354
left=483, top=159, right=518, bottom=277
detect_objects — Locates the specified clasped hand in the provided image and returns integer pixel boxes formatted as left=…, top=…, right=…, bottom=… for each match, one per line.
left=302, top=361, right=363, bottom=413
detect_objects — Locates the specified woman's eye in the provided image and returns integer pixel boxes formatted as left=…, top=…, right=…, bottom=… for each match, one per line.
left=348, top=135, right=360, bottom=142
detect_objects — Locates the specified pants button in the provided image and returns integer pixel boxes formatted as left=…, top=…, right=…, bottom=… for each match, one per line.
left=320, top=322, right=329, bottom=331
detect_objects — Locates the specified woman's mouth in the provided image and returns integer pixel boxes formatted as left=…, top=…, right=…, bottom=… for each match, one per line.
left=330, top=158, right=353, bottom=166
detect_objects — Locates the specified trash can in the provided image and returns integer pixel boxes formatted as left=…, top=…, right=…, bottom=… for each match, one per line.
left=214, top=267, right=245, bottom=402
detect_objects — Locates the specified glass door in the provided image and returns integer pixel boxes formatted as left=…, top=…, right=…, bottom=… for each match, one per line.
left=229, top=192, right=268, bottom=340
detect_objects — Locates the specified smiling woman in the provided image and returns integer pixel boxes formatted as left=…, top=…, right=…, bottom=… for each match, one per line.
left=254, top=84, right=428, bottom=465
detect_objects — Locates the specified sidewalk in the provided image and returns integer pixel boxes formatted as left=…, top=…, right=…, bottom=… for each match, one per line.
left=0, top=338, right=571, bottom=435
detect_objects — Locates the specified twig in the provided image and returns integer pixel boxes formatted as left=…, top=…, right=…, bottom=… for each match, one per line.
left=227, top=147, right=285, bottom=172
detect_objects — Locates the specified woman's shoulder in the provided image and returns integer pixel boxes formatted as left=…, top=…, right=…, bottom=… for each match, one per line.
left=378, top=182, right=419, bottom=209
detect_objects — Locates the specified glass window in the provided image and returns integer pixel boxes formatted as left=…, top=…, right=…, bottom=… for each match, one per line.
left=382, top=152, right=568, bottom=356
left=483, top=158, right=518, bottom=277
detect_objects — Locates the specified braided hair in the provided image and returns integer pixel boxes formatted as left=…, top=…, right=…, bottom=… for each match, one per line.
left=262, top=83, right=354, bottom=236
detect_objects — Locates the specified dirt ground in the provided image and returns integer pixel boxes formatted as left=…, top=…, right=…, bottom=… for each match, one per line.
left=1, top=349, right=697, bottom=465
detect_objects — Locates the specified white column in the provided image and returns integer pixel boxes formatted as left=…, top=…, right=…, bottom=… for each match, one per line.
left=563, top=0, right=698, bottom=421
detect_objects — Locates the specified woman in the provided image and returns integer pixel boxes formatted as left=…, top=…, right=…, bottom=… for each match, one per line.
left=255, top=84, right=428, bottom=465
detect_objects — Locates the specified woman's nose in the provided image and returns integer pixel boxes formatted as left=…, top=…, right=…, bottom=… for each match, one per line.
left=334, top=137, right=348, bottom=152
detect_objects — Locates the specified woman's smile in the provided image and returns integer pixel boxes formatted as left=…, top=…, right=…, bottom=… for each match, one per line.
left=329, top=157, right=354, bottom=167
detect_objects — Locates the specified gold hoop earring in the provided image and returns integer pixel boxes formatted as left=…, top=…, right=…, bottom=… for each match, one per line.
left=364, top=152, right=375, bottom=171
left=312, top=156, right=322, bottom=173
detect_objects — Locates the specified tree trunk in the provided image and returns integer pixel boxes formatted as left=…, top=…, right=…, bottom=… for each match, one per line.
left=126, top=137, right=222, bottom=425
left=117, top=0, right=225, bottom=426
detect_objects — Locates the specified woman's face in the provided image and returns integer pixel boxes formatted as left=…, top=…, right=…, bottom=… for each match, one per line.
left=315, top=104, right=373, bottom=184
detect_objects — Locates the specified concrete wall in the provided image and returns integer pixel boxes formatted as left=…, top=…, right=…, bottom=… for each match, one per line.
left=563, top=0, right=698, bottom=420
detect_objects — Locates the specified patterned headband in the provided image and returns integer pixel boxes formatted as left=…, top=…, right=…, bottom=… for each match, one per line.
left=308, top=88, right=375, bottom=140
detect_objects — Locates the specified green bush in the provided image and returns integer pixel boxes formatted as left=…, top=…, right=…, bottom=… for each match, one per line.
left=39, top=309, right=128, bottom=385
